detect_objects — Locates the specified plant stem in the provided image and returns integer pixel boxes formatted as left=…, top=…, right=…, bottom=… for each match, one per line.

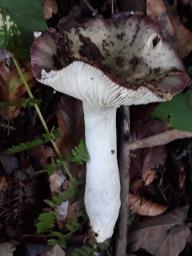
left=12, top=55, right=73, bottom=181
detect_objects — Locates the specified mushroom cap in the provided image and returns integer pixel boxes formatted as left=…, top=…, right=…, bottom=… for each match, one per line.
left=31, top=15, right=188, bottom=106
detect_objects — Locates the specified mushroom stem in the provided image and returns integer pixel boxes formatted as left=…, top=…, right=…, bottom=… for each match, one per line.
left=83, top=102, right=121, bottom=243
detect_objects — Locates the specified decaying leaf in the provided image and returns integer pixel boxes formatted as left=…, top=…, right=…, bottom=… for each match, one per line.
left=130, top=146, right=166, bottom=187
left=142, top=170, right=156, bottom=186
left=45, top=244, right=65, bottom=256
left=129, top=206, right=191, bottom=256
left=0, top=52, right=35, bottom=119
left=147, top=0, right=192, bottom=57
left=0, top=242, right=16, bottom=256
left=43, top=0, right=58, bottom=20
left=129, top=193, right=167, bottom=216
left=49, top=170, right=66, bottom=194
left=0, top=176, right=10, bottom=190
left=28, top=145, right=54, bottom=169
left=0, top=154, right=18, bottom=175
left=55, top=201, right=69, bottom=229
left=56, top=96, right=84, bottom=157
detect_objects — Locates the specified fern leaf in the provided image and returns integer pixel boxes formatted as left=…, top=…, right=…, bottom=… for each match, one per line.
left=69, top=139, right=89, bottom=165
left=36, top=211, right=56, bottom=234
left=72, top=245, right=94, bottom=256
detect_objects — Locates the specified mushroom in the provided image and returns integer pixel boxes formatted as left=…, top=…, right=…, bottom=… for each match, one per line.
left=31, top=14, right=188, bottom=242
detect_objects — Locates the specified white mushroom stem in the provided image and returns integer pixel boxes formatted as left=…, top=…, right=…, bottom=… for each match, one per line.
left=83, top=102, right=120, bottom=243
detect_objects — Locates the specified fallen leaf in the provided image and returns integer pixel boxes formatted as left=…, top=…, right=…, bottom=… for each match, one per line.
left=147, top=0, right=192, bottom=57
left=130, top=146, right=166, bottom=186
left=129, top=206, right=191, bottom=256
left=29, top=145, right=54, bottom=169
left=45, top=244, right=65, bottom=256
left=0, top=242, right=16, bottom=256
left=142, top=170, right=156, bottom=186
left=0, top=54, right=35, bottom=119
left=147, top=0, right=175, bottom=38
left=43, top=0, right=58, bottom=20
left=49, top=170, right=66, bottom=194
left=129, top=193, right=167, bottom=216
left=0, top=176, right=10, bottom=190
left=0, top=154, right=18, bottom=175
left=56, top=96, right=84, bottom=157
left=55, top=201, right=69, bottom=229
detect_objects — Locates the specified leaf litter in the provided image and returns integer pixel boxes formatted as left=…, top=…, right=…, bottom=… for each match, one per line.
left=0, top=0, right=192, bottom=255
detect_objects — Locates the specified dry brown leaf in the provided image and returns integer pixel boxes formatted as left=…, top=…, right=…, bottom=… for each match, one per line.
left=45, top=244, right=65, bottom=256
left=147, top=0, right=175, bottom=37
left=49, top=170, right=66, bottom=194
left=43, top=0, right=58, bottom=20
left=0, top=176, right=11, bottom=190
left=172, top=18, right=192, bottom=58
left=129, top=193, right=167, bottom=216
left=142, top=170, right=156, bottom=186
left=0, top=53, right=35, bottom=120
left=56, top=96, right=84, bottom=157
left=129, top=206, right=191, bottom=256
left=147, top=0, right=192, bottom=57
left=131, top=179, right=143, bottom=194
left=29, top=145, right=54, bottom=168
left=130, top=146, right=166, bottom=186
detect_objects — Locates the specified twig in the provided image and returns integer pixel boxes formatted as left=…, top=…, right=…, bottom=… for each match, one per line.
left=111, top=0, right=114, bottom=15
left=128, top=129, right=192, bottom=150
left=115, top=106, right=130, bottom=256
left=11, top=55, right=73, bottom=181
left=81, top=0, right=97, bottom=16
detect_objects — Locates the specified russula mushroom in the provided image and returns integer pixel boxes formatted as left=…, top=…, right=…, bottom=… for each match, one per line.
left=31, top=14, right=188, bottom=242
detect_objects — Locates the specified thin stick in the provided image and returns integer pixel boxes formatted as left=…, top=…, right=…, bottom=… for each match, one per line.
left=115, top=106, right=130, bottom=256
left=12, top=56, right=73, bottom=181
left=111, top=0, right=114, bottom=15
left=128, top=129, right=192, bottom=151
left=81, top=0, right=97, bottom=16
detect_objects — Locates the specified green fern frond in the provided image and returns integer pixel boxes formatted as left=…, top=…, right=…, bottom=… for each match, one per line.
left=36, top=211, right=56, bottom=234
left=69, top=139, right=89, bottom=165
left=7, top=129, right=60, bottom=154
left=72, top=245, right=94, bottom=256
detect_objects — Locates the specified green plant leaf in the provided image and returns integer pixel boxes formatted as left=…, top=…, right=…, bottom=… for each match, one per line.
left=36, top=211, right=56, bottom=234
left=153, top=90, right=192, bottom=132
left=72, top=245, right=94, bottom=256
left=69, top=139, right=89, bottom=165
left=0, top=0, right=46, bottom=56
left=6, top=129, right=60, bottom=154
left=43, top=158, right=66, bottom=176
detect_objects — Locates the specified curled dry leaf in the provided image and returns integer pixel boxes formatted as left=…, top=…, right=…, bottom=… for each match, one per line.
left=147, top=0, right=192, bottom=57
left=49, top=170, right=66, bottom=194
left=130, top=146, right=166, bottom=187
left=142, top=169, right=156, bottom=186
left=43, top=0, right=58, bottom=20
left=129, top=193, right=168, bottom=216
left=131, top=170, right=156, bottom=194
left=129, top=206, right=191, bottom=256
